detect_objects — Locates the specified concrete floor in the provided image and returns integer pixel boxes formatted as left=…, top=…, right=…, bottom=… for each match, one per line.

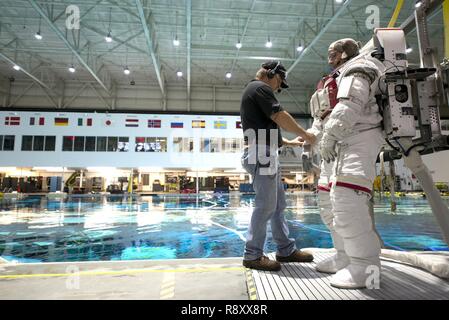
left=0, top=258, right=248, bottom=300
left=2, top=249, right=448, bottom=300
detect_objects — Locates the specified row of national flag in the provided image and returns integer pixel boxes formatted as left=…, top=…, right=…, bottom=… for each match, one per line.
left=3, top=116, right=243, bottom=129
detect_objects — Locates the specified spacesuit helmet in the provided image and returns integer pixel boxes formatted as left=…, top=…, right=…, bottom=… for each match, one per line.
left=328, top=38, right=361, bottom=68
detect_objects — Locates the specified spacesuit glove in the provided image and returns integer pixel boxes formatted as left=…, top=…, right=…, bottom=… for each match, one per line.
left=319, top=133, right=338, bottom=163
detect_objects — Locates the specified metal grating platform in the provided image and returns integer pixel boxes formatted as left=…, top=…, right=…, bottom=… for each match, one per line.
left=247, top=251, right=449, bottom=300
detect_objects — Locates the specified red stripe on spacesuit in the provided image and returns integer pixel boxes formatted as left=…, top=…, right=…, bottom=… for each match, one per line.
left=318, top=185, right=331, bottom=192
left=334, top=181, right=371, bottom=194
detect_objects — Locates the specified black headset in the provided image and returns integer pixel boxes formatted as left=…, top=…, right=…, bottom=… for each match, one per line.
left=266, top=61, right=281, bottom=79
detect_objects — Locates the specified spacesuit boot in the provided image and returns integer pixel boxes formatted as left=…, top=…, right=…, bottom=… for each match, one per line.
left=329, top=187, right=382, bottom=289
left=315, top=161, right=350, bottom=274
left=316, top=232, right=349, bottom=274
left=330, top=257, right=381, bottom=289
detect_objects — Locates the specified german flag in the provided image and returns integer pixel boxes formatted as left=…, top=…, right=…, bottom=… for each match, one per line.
left=192, top=120, right=206, bottom=128
left=55, top=118, right=69, bottom=126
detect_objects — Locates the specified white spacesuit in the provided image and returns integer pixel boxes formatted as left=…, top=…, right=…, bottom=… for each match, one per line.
left=307, top=69, right=350, bottom=275
left=317, top=41, right=386, bottom=289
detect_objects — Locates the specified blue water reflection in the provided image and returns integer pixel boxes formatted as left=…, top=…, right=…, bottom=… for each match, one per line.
left=0, top=193, right=448, bottom=263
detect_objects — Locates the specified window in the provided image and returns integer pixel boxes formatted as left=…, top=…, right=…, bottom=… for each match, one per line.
left=63, top=136, right=74, bottom=151
left=441, top=120, right=449, bottom=131
left=118, top=137, right=129, bottom=152
left=142, top=174, right=150, bottom=185
left=223, top=138, right=242, bottom=153
left=201, top=138, right=211, bottom=152
left=74, top=137, right=85, bottom=152
left=33, top=136, right=45, bottom=151
left=22, top=136, right=56, bottom=152
left=45, top=136, right=56, bottom=151
left=148, top=137, right=167, bottom=152
left=96, top=137, right=107, bottom=152
left=3, top=136, right=15, bottom=151
left=173, top=137, right=194, bottom=153
left=210, top=138, right=221, bottom=153
left=200, top=138, right=242, bottom=153
left=85, top=137, right=96, bottom=152
left=0, top=136, right=3, bottom=151
left=22, top=136, right=33, bottom=151
left=107, top=137, right=118, bottom=152
left=136, top=137, right=167, bottom=152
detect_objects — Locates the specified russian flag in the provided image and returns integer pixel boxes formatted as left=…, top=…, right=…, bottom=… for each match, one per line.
left=171, top=122, right=183, bottom=128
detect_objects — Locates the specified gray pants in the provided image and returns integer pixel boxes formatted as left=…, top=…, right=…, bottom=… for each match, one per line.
left=241, top=149, right=296, bottom=260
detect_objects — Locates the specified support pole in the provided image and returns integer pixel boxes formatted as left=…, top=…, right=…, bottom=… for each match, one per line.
left=400, top=138, right=449, bottom=245
left=444, top=0, right=449, bottom=58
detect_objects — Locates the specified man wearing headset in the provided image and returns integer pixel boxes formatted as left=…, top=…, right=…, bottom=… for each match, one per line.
left=240, top=61, right=316, bottom=271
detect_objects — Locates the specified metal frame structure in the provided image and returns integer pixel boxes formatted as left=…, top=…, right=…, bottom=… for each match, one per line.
left=0, top=0, right=446, bottom=114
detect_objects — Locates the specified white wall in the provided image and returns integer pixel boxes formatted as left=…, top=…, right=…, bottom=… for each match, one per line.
left=0, top=110, right=244, bottom=169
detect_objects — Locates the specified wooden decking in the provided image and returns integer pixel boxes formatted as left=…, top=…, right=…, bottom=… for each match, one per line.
left=247, top=251, right=449, bottom=300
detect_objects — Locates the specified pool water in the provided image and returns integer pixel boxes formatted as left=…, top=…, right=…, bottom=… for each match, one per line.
left=0, top=193, right=448, bottom=263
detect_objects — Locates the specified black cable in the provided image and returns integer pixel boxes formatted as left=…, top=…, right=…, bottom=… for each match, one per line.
left=404, top=142, right=428, bottom=157
left=385, top=138, right=401, bottom=153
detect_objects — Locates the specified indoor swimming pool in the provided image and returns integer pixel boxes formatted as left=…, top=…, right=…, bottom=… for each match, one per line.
left=0, top=193, right=448, bottom=263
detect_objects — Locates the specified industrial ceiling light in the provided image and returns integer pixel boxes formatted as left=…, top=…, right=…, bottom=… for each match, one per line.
left=105, top=8, right=113, bottom=43
left=415, top=1, right=423, bottom=8
left=265, top=36, right=272, bottom=48
left=68, top=65, right=76, bottom=73
left=105, top=31, right=113, bottom=43
left=13, top=65, right=21, bottom=71
left=35, top=16, right=43, bottom=40
left=176, top=70, right=183, bottom=78
left=35, top=31, right=42, bottom=40
left=406, top=47, right=413, bottom=54
left=296, top=44, right=304, bottom=52
left=235, top=16, right=242, bottom=49
left=335, top=0, right=344, bottom=3
left=173, top=35, right=180, bottom=47
left=225, top=72, right=232, bottom=79
left=124, top=66, right=131, bottom=75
